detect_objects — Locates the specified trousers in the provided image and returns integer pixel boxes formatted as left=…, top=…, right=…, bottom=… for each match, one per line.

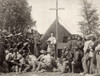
left=82, top=53, right=90, bottom=73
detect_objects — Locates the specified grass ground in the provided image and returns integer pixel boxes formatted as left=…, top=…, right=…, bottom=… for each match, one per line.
left=0, top=72, right=81, bottom=76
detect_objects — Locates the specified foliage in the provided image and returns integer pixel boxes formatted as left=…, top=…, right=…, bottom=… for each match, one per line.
left=0, top=0, right=34, bottom=34
left=79, top=0, right=100, bottom=35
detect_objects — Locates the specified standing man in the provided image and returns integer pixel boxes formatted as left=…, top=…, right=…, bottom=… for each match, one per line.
left=82, top=36, right=96, bottom=75
left=47, top=33, right=56, bottom=56
left=71, top=46, right=81, bottom=73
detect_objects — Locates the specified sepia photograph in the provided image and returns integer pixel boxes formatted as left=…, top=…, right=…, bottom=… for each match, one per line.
left=0, top=0, right=100, bottom=76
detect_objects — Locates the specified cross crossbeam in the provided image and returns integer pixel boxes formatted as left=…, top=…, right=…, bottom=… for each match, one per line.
left=49, top=8, right=65, bottom=10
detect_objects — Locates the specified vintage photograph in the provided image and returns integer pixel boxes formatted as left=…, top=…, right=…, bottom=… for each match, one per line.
left=0, top=0, right=100, bottom=76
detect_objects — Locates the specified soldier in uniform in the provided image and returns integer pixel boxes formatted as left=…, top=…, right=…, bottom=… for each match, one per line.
left=61, top=47, right=73, bottom=73
left=92, top=38, right=100, bottom=74
left=82, top=36, right=96, bottom=75
left=71, top=46, right=82, bottom=73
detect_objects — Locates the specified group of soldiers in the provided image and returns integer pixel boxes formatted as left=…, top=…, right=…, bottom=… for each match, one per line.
left=0, top=32, right=100, bottom=75
left=57, top=35, right=84, bottom=73
left=60, top=35, right=100, bottom=75
left=0, top=33, right=41, bottom=74
left=45, top=33, right=100, bottom=75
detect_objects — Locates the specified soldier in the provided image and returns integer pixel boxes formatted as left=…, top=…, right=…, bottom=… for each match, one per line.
left=70, top=36, right=78, bottom=58
left=94, top=43, right=100, bottom=74
left=36, top=51, right=55, bottom=72
left=5, top=48, right=14, bottom=72
left=28, top=54, right=37, bottom=71
left=76, top=37, right=84, bottom=56
left=20, top=53, right=31, bottom=73
left=71, top=46, right=82, bottom=73
left=12, top=48, right=22, bottom=74
left=82, top=36, right=96, bottom=75
left=61, top=47, right=73, bottom=73
left=33, top=50, right=46, bottom=71
left=92, top=38, right=100, bottom=74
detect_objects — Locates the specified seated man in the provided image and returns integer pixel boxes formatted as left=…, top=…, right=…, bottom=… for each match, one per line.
left=6, top=48, right=21, bottom=72
left=36, top=51, right=54, bottom=72
left=71, top=46, right=82, bottom=73
left=20, top=53, right=31, bottom=73
left=12, top=48, right=23, bottom=74
left=28, top=54, right=37, bottom=71
left=61, top=48, right=73, bottom=73
left=32, top=50, right=46, bottom=71
left=6, top=48, right=14, bottom=72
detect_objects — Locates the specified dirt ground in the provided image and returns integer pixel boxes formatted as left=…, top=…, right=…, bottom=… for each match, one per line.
left=0, top=72, right=81, bottom=76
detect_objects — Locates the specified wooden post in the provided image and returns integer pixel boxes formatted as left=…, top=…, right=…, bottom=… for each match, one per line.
left=49, top=0, right=64, bottom=59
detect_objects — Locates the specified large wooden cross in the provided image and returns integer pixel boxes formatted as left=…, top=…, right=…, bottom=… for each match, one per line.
left=50, top=0, right=64, bottom=58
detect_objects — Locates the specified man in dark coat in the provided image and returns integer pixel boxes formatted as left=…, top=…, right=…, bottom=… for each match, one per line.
left=76, top=37, right=84, bottom=60
left=61, top=47, right=73, bottom=73
left=92, top=38, right=100, bottom=74
left=71, top=46, right=82, bottom=73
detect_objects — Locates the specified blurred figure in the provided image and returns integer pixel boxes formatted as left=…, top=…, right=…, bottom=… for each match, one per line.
left=34, top=50, right=47, bottom=71
left=47, top=33, right=56, bottom=56
left=28, top=54, right=37, bottom=71
left=5, top=48, right=14, bottom=72
left=12, top=48, right=22, bottom=74
left=20, top=53, right=31, bottom=73
left=61, top=47, right=72, bottom=73
left=82, top=36, right=96, bottom=75
left=71, top=46, right=82, bottom=73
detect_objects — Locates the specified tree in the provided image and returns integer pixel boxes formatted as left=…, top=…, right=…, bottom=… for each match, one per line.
left=79, top=0, right=100, bottom=35
left=0, top=0, right=34, bottom=34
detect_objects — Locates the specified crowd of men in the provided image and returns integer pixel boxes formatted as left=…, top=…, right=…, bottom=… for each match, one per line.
left=0, top=32, right=100, bottom=75
left=0, top=33, right=41, bottom=74
left=59, top=34, right=100, bottom=75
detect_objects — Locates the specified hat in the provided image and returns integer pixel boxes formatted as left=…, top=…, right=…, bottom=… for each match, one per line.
left=26, top=38, right=30, bottom=42
left=7, top=34, right=13, bottom=37
left=17, top=33, right=21, bottom=35
left=23, top=42, right=28, bottom=46
left=9, top=48, right=13, bottom=52
left=5, top=50, right=9, bottom=54
left=13, top=48, right=18, bottom=52
left=17, top=42, right=23, bottom=46
left=40, top=50, right=45, bottom=53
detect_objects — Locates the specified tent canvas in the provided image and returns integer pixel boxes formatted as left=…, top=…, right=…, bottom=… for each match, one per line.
left=40, top=19, right=71, bottom=48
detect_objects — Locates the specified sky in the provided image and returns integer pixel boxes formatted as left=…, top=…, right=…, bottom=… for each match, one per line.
left=27, top=0, right=100, bottom=34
